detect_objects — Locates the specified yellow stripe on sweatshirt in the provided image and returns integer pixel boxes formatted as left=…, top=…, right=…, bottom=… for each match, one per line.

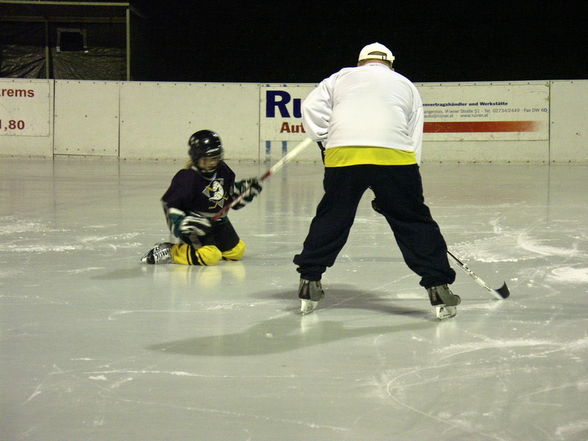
left=325, top=146, right=417, bottom=167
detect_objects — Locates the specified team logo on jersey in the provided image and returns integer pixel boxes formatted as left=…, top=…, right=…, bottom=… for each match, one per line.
left=203, top=179, right=228, bottom=209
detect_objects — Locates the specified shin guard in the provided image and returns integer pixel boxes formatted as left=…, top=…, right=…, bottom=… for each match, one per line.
left=171, top=244, right=222, bottom=266
left=221, top=240, right=246, bottom=261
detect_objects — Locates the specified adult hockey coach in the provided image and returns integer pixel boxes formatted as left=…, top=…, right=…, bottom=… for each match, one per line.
left=294, top=42, right=461, bottom=319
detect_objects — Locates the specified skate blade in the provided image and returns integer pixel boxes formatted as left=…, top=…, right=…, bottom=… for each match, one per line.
left=300, top=299, right=318, bottom=315
left=140, top=252, right=152, bottom=264
left=435, top=305, right=457, bottom=320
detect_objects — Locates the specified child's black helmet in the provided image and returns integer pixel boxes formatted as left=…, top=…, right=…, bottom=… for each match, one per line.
left=188, top=130, right=223, bottom=165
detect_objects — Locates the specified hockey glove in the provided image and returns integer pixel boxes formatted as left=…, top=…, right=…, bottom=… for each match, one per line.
left=179, top=213, right=212, bottom=237
left=167, top=208, right=187, bottom=238
left=232, top=177, right=262, bottom=209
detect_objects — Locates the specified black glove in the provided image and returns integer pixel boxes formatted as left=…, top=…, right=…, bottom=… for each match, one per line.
left=232, top=178, right=262, bottom=209
left=178, top=213, right=212, bottom=237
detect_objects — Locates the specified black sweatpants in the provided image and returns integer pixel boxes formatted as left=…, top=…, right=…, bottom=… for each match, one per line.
left=293, top=164, right=456, bottom=288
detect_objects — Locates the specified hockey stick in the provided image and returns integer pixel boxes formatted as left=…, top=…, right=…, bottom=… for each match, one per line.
left=212, top=137, right=314, bottom=220
left=447, top=250, right=510, bottom=300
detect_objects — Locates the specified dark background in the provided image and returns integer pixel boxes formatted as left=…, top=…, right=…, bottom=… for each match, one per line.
left=131, top=1, right=588, bottom=83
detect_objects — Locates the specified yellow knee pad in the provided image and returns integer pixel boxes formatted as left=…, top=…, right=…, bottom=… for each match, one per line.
left=195, top=245, right=223, bottom=266
left=171, top=244, right=222, bottom=266
left=222, top=240, right=246, bottom=261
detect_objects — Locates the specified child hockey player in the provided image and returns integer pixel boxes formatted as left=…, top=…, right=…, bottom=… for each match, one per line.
left=141, top=129, right=262, bottom=266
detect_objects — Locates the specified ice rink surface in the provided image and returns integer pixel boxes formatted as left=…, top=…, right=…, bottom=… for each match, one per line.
left=1, top=157, right=587, bottom=441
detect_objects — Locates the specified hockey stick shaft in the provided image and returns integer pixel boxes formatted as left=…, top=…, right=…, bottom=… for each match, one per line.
left=447, top=250, right=510, bottom=300
left=259, top=137, right=314, bottom=180
left=212, top=137, right=313, bottom=220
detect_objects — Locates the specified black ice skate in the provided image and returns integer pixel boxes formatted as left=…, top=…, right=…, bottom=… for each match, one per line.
left=141, top=242, right=173, bottom=264
left=298, top=279, right=325, bottom=315
left=427, top=284, right=461, bottom=320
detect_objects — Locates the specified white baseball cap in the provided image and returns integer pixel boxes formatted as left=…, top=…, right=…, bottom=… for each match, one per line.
left=358, top=42, right=395, bottom=65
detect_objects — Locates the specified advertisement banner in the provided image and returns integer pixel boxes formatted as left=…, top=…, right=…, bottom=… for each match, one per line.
left=260, top=85, right=314, bottom=142
left=260, top=82, right=550, bottom=143
left=419, top=83, right=549, bottom=141
left=0, top=79, right=51, bottom=137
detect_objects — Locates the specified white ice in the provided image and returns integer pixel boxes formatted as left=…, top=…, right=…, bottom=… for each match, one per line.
left=1, top=158, right=587, bottom=441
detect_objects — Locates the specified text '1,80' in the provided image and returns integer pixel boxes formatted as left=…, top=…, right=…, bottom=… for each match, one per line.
left=0, top=120, right=26, bottom=131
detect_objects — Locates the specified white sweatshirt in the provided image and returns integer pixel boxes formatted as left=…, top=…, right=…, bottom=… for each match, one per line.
left=302, top=62, right=424, bottom=164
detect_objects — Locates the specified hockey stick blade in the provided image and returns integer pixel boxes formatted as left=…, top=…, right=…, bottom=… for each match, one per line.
left=212, top=138, right=313, bottom=220
left=494, top=282, right=510, bottom=299
left=447, top=251, right=510, bottom=300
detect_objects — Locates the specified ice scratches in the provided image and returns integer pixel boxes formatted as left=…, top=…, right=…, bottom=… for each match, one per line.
left=111, top=396, right=349, bottom=433
left=23, top=389, right=43, bottom=404
left=204, top=303, right=254, bottom=311
left=520, top=381, right=587, bottom=404
left=435, top=336, right=588, bottom=360
left=395, top=291, right=426, bottom=300
left=379, top=365, right=507, bottom=441
left=88, top=374, right=134, bottom=390
left=0, top=239, right=142, bottom=253
left=108, top=309, right=207, bottom=320
left=0, top=268, right=22, bottom=279
left=0, top=216, right=142, bottom=253
left=108, top=377, right=134, bottom=389
left=565, top=336, right=588, bottom=352
left=83, top=368, right=297, bottom=380
left=86, top=369, right=207, bottom=378
left=0, top=217, right=65, bottom=235
left=0, top=294, right=70, bottom=305
left=0, top=244, right=78, bottom=253
left=108, top=304, right=264, bottom=320
left=489, top=217, right=504, bottom=234
left=80, top=232, right=140, bottom=242
left=83, top=367, right=348, bottom=432
left=547, top=267, right=588, bottom=284
left=62, top=267, right=105, bottom=274
left=23, top=364, right=65, bottom=405
left=380, top=364, right=497, bottom=396
left=461, top=301, right=504, bottom=312
left=555, top=420, right=588, bottom=440
left=452, top=229, right=584, bottom=263
left=517, top=232, right=581, bottom=258
left=516, top=264, right=588, bottom=290
left=434, top=339, right=554, bottom=360
left=88, top=375, right=108, bottom=381
left=79, top=233, right=142, bottom=251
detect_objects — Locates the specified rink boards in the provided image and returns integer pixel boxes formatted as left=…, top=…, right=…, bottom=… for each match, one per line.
left=0, top=78, right=587, bottom=163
